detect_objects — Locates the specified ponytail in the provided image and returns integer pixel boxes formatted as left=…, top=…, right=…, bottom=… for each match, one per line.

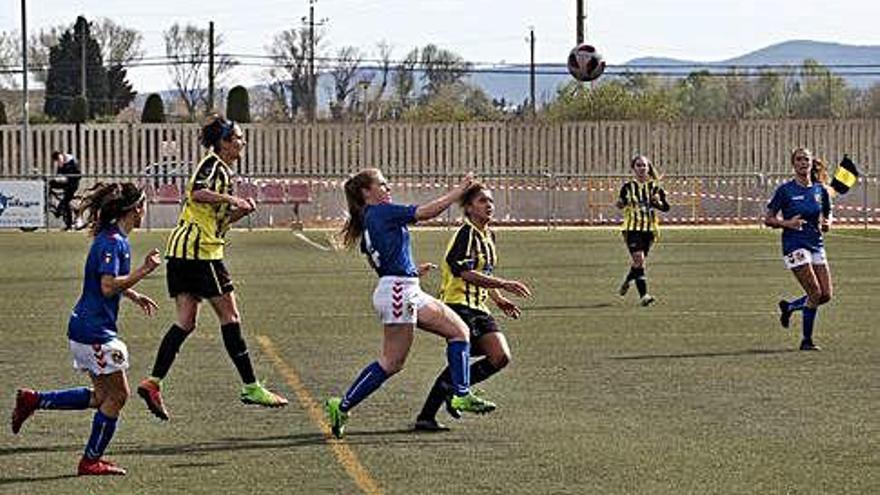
left=630, top=154, right=661, bottom=181
left=339, top=169, right=380, bottom=249
left=76, top=182, right=145, bottom=236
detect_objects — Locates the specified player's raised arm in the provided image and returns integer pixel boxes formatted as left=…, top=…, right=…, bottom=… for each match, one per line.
left=414, top=173, right=474, bottom=221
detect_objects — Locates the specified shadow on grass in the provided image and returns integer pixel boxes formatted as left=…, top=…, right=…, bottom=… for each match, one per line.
left=610, top=349, right=798, bottom=360
left=0, top=474, right=78, bottom=486
left=0, top=444, right=82, bottom=457
left=527, top=303, right=614, bottom=311
left=0, top=429, right=456, bottom=464
left=169, top=461, right=226, bottom=469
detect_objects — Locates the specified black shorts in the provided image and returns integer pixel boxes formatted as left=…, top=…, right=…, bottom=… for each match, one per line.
left=448, top=304, right=500, bottom=342
left=623, top=231, right=655, bottom=255
left=166, top=258, right=234, bottom=300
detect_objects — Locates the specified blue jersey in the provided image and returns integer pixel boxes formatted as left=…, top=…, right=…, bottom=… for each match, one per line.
left=68, top=226, right=131, bottom=344
left=360, top=203, right=419, bottom=277
left=767, top=180, right=831, bottom=255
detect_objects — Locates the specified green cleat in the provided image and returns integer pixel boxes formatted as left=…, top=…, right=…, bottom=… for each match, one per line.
left=240, top=382, right=288, bottom=408
left=325, top=397, right=348, bottom=439
left=449, top=391, right=496, bottom=415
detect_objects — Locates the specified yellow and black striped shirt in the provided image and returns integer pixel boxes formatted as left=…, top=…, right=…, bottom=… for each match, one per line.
left=439, top=220, right=497, bottom=313
left=619, top=180, right=669, bottom=232
left=165, top=152, right=233, bottom=260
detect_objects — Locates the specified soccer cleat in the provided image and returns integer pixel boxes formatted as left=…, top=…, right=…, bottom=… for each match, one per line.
left=640, top=294, right=656, bottom=307
left=240, top=382, right=289, bottom=408
left=11, top=388, right=39, bottom=434
left=449, top=392, right=496, bottom=415
left=137, top=378, right=170, bottom=421
left=77, top=457, right=127, bottom=476
left=618, top=279, right=630, bottom=296
left=325, top=397, right=348, bottom=439
left=799, top=340, right=821, bottom=351
left=414, top=417, right=450, bottom=432
left=778, top=300, right=792, bottom=329
left=444, top=394, right=462, bottom=420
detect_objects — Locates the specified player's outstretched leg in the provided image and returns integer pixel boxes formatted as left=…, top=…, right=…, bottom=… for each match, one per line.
left=11, top=387, right=92, bottom=434
left=325, top=397, right=348, bottom=439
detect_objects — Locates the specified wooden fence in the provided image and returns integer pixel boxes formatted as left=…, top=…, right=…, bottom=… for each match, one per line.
left=1, top=120, right=877, bottom=177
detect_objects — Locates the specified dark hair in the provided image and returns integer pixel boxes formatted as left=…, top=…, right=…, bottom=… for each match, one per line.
left=340, top=169, right=381, bottom=249
left=630, top=154, right=660, bottom=181
left=200, top=113, right=237, bottom=152
left=51, top=151, right=63, bottom=161
left=76, top=182, right=145, bottom=236
left=459, top=182, right=489, bottom=219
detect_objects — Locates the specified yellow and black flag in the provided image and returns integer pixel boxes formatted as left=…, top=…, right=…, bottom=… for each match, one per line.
left=830, top=155, right=860, bottom=196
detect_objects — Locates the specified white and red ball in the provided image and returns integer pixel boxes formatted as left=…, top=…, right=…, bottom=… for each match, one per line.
left=567, top=44, right=605, bottom=82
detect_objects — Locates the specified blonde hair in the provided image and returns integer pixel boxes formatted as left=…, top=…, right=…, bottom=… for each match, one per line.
left=339, top=169, right=381, bottom=249
left=630, top=155, right=660, bottom=181
left=790, top=147, right=813, bottom=164
left=811, top=157, right=829, bottom=185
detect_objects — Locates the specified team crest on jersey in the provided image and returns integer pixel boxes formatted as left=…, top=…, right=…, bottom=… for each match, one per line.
left=814, top=192, right=822, bottom=203
left=104, top=252, right=113, bottom=264
left=111, top=350, right=125, bottom=365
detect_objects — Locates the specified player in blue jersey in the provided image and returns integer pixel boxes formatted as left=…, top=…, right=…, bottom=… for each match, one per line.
left=325, top=169, right=497, bottom=438
left=765, top=148, right=833, bottom=351
left=11, top=182, right=161, bottom=476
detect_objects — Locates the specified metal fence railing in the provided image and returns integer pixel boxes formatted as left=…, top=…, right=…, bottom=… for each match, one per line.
left=2, top=172, right=878, bottom=231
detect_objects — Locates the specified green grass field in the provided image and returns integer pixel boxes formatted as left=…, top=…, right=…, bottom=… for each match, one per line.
left=0, top=228, right=877, bottom=494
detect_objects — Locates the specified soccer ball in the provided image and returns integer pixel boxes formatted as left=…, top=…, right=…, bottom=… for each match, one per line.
left=567, top=44, right=605, bottom=82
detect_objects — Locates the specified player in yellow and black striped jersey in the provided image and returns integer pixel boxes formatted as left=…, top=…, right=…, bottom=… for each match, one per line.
left=137, top=115, right=287, bottom=421
left=164, top=152, right=233, bottom=261
left=616, top=155, right=670, bottom=306
left=414, top=182, right=532, bottom=432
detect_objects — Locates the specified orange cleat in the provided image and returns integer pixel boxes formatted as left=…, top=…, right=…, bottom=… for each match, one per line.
left=77, top=457, right=127, bottom=476
left=137, top=378, right=170, bottom=420
left=11, top=388, right=39, bottom=434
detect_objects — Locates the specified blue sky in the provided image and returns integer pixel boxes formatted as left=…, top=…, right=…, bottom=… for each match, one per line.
left=1, top=0, right=878, bottom=92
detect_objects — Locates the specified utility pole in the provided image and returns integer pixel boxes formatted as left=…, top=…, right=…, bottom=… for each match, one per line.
left=308, top=0, right=316, bottom=122
left=80, top=22, right=87, bottom=97
left=208, top=21, right=215, bottom=114
left=576, top=0, right=585, bottom=44
left=20, top=0, right=28, bottom=174
left=529, top=27, right=536, bottom=117
left=825, top=72, right=832, bottom=118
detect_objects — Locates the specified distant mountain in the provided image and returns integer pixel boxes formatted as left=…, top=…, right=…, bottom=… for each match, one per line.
left=624, top=40, right=880, bottom=87
left=470, top=40, right=880, bottom=106
left=135, top=40, right=880, bottom=117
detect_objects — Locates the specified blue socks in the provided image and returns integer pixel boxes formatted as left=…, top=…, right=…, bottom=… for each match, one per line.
left=340, top=361, right=388, bottom=413
left=788, top=295, right=809, bottom=312
left=338, top=342, right=472, bottom=412
left=802, top=306, right=818, bottom=341
left=84, top=410, right=118, bottom=460
left=447, top=340, right=471, bottom=397
left=38, top=387, right=91, bottom=410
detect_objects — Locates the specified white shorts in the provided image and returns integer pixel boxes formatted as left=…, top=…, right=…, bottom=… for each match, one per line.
left=783, top=248, right=827, bottom=270
left=372, top=277, right=433, bottom=325
left=69, top=338, right=130, bottom=376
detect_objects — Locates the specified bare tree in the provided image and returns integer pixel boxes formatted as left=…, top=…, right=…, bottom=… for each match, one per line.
left=92, top=18, right=144, bottom=65
left=327, top=46, right=366, bottom=120
left=17, top=25, right=68, bottom=85
left=392, top=47, right=419, bottom=112
left=373, top=40, right=393, bottom=102
left=264, top=27, right=322, bottom=122
left=420, top=44, right=471, bottom=95
left=164, top=23, right=235, bottom=120
left=0, top=31, right=18, bottom=89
